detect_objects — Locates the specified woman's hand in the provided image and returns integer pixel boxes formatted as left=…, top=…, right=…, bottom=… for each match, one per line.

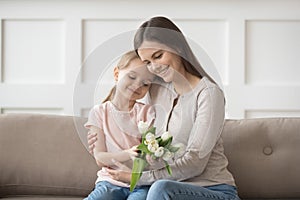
left=105, top=159, right=132, bottom=183
left=124, top=145, right=139, bottom=160
left=146, top=154, right=166, bottom=169
left=87, top=131, right=97, bottom=154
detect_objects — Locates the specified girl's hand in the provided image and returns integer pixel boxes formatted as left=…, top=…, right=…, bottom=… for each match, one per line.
left=87, top=131, right=97, bottom=154
left=105, top=159, right=132, bottom=183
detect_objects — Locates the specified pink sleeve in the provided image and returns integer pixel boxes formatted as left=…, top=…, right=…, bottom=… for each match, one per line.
left=84, top=105, right=103, bottom=130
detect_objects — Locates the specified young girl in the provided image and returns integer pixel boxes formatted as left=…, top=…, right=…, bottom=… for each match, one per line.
left=84, top=51, right=155, bottom=200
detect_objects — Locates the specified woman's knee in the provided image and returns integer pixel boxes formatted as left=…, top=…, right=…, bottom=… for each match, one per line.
left=151, top=180, right=172, bottom=191
left=147, top=180, right=176, bottom=200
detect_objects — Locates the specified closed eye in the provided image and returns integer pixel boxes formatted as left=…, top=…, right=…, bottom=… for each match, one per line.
left=154, top=53, right=162, bottom=59
left=128, top=73, right=136, bottom=80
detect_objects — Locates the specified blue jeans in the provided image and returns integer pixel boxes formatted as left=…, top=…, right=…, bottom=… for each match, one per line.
left=84, top=181, right=150, bottom=200
left=146, top=180, right=240, bottom=200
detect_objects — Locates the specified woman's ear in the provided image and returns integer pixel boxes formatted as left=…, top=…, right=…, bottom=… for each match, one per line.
left=113, top=67, right=119, bottom=81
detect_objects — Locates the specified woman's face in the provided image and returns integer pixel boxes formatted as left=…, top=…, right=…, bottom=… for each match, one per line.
left=137, top=41, right=184, bottom=83
left=116, top=58, right=154, bottom=101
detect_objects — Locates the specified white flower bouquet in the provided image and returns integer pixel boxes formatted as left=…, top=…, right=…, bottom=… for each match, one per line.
left=130, top=121, right=182, bottom=191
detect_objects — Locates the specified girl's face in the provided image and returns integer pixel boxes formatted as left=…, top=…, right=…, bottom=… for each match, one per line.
left=137, top=41, right=184, bottom=83
left=116, top=58, right=155, bottom=101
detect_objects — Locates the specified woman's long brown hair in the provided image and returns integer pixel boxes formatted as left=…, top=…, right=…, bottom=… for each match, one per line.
left=134, top=16, right=216, bottom=84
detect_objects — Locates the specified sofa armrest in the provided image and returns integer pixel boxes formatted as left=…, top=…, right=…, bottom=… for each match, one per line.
left=222, top=118, right=300, bottom=199
left=0, top=114, right=99, bottom=197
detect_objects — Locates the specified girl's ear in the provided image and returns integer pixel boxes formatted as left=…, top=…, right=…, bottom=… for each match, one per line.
left=113, top=67, right=119, bottom=81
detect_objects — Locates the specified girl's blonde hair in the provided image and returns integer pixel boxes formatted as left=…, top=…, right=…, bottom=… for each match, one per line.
left=102, top=51, right=140, bottom=103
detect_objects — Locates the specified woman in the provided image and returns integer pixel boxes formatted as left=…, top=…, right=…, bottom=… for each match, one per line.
left=88, top=16, right=240, bottom=200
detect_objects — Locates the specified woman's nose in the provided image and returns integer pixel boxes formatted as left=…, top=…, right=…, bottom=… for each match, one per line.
left=147, top=63, right=161, bottom=73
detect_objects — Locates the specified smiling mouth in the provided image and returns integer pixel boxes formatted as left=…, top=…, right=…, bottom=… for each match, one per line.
left=158, top=66, right=169, bottom=76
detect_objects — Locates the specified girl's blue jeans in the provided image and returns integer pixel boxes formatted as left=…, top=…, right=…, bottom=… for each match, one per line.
left=146, top=179, right=240, bottom=200
left=84, top=181, right=149, bottom=200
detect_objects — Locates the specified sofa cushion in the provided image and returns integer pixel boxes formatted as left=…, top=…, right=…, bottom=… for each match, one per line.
left=222, top=118, right=300, bottom=199
left=0, top=114, right=98, bottom=197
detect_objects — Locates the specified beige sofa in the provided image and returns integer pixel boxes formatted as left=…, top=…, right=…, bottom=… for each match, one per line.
left=0, top=114, right=300, bottom=199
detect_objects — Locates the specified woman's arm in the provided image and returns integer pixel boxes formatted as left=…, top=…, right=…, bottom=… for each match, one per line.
left=90, top=126, right=138, bottom=168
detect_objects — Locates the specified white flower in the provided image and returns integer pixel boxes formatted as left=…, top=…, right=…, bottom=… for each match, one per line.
left=147, top=140, right=159, bottom=153
left=161, top=131, right=171, bottom=141
left=138, top=121, right=149, bottom=134
left=144, top=133, right=155, bottom=145
left=162, top=149, right=174, bottom=161
left=154, top=147, right=165, bottom=157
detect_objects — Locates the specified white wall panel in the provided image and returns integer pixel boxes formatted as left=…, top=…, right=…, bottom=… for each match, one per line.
left=82, top=19, right=140, bottom=84
left=245, top=20, right=300, bottom=85
left=2, top=19, right=65, bottom=83
left=0, top=20, right=2, bottom=83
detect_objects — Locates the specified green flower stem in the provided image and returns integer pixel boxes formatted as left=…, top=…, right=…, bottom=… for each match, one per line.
left=130, top=157, right=147, bottom=191
left=165, top=161, right=172, bottom=175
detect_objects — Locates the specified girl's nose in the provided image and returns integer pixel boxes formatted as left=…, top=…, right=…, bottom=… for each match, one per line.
left=131, top=80, right=143, bottom=89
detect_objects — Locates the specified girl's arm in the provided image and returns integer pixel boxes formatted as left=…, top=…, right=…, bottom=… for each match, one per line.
left=90, top=125, right=138, bottom=168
